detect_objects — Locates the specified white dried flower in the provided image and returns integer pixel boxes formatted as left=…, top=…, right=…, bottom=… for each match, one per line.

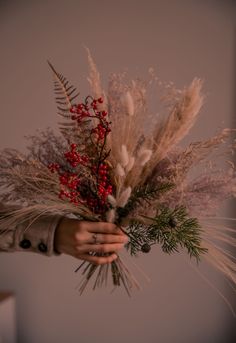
left=106, top=209, right=116, bottom=223
left=138, top=149, right=152, bottom=166
left=115, top=163, right=125, bottom=177
left=125, top=156, right=135, bottom=172
left=120, top=145, right=129, bottom=167
left=107, top=195, right=117, bottom=207
left=117, top=186, right=132, bottom=207
left=121, top=91, right=134, bottom=116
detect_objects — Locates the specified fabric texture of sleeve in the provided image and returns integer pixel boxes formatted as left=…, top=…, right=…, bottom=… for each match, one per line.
left=0, top=203, right=62, bottom=256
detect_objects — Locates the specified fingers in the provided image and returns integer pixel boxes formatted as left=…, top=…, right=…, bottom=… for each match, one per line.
left=78, top=253, right=118, bottom=265
left=96, top=233, right=128, bottom=244
left=75, top=221, right=128, bottom=245
left=55, top=218, right=128, bottom=265
left=90, top=233, right=128, bottom=244
left=77, top=243, right=125, bottom=254
left=84, top=221, right=124, bottom=235
left=74, top=224, right=128, bottom=264
left=75, top=231, right=128, bottom=246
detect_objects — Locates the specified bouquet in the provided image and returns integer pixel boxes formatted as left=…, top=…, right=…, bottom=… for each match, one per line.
left=0, top=51, right=236, bottom=300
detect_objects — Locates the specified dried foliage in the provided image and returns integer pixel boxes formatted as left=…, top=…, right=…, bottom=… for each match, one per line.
left=0, top=53, right=236, bottom=301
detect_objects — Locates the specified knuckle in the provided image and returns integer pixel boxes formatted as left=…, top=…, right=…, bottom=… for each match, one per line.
left=75, top=252, right=83, bottom=259
left=101, top=245, right=110, bottom=253
left=116, top=236, right=122, bottom=243
left=92, top=257, right=101, bottom=265
left=107, top=255, right=116, bottom=263
left=76, top=246, right=83, bottom=254
left=112, top=244, right=123, bottom=252
left=120, top=236, right=128, bottom=243
left=78, top=221, right=86, bottom=230
left=101, top=235, right=109, bottom=243
left=75, top=235, right=84, bottom=245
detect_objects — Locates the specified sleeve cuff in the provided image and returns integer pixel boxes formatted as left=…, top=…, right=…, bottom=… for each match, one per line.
left=13, top=214, right=63, bottom=256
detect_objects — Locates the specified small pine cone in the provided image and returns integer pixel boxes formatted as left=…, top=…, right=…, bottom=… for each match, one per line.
left=169, top=217, right=177, bottom=228
left=141, top=243, right=151, bottom=253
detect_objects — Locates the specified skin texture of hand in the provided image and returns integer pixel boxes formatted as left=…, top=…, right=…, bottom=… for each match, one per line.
left=54, top=218, right=128, bottom=265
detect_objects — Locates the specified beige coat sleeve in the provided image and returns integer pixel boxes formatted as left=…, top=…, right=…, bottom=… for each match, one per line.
left=0, top=203, right=62, bottom=256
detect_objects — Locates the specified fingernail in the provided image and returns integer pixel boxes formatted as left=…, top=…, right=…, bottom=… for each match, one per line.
left=124, top=236, right=129, bottom=243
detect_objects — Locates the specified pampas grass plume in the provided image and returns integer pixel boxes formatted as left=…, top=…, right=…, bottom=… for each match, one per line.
left=122, top=91, right=134, bottom=116
left=86, top=47, right=103, bottom=99
left=120, top=145, right=129, bottom=167
left=106, top=209, right=116, bottom=223
left=107, top=194, right=117, bottom=207
left=138, top=149, right=153, bottom=166
left=115, top=163, right=125, bottom=177
left=117, top=186, right=132, bottom=207
left=126, top=156, right=135, bottom=172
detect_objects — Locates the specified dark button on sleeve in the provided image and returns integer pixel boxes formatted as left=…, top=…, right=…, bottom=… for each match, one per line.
left=38, top=242, right=48, bottom=253
left=19, top=239, right=31, bottom=249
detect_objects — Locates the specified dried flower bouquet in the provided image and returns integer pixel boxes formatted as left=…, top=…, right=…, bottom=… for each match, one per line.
left=0, top=51, right=236, bottom=298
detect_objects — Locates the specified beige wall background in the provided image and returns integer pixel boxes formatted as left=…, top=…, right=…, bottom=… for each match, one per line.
left=0, top=0, right=236, bottom=342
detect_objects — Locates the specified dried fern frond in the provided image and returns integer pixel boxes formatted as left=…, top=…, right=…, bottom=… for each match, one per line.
left=47, top=61, right=80, bottom=138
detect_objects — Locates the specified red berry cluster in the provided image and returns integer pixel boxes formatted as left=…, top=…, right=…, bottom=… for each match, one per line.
left=59, top=189, right=80, bottom=205
left=48, top=96, right=114, bottom=214
left=59, top=172, right=80, bottom=190
left=64, top=143, right=89, bottom=168
left=78, top=163, right=113, bottom=214
left=58, top=172, right=81, bottom=205
left=92, top=123, right=110, bottom=141
left=70, top=103, right=89, bottom=122
left=48, top=163, right=60, bottom=173
left=48, top=161, right=81, bottom=205
left=91, top=97, right=103, bottom=109
left=69, top=97, right=104, bottom=122
left=97, top=163, right=113, bottom=203
left=70, top=97, right=110, bottom=143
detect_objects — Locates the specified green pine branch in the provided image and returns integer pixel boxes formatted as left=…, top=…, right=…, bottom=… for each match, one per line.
left=126, top=205, right=207, bottom=262
left=116, top=182, right=174, bottom=223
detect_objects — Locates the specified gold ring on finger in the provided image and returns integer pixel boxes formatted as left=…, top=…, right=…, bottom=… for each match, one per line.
left=92, top=233, right=98, bottom=244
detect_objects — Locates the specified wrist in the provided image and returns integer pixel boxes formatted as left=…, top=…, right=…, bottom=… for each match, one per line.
left=53, top=217, right=66, bottom=254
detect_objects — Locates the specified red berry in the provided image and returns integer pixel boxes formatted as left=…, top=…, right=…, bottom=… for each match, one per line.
left=70, top=106, right=76, bottom=113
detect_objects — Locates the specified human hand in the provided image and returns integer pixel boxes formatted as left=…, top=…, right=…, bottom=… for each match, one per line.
left=54, top=218, right=128, bottom=265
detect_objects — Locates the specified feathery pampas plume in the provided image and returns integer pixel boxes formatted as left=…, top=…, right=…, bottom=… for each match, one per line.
left=121, top=91, right=135, bottom=116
